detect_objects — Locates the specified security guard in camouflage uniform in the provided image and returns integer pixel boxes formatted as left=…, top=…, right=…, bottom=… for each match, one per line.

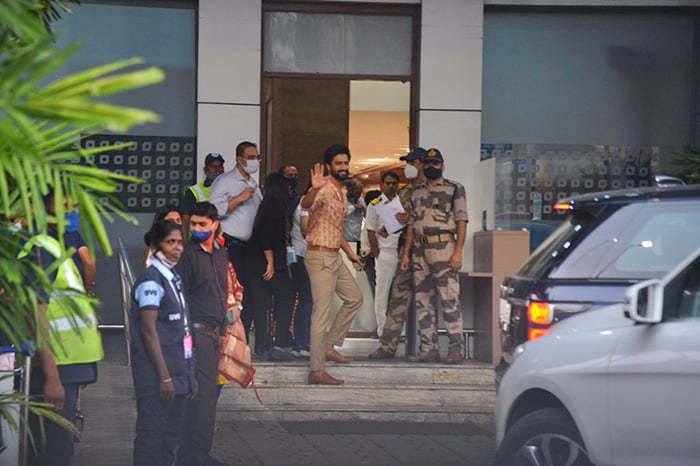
left=369, top=148, right=427, bottom=359
left=400, top=148, right=468, bottom=364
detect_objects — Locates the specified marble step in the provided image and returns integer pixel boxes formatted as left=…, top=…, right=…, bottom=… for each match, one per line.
left=219, top=382, right=495, bottom=408
left=217, top=404, right=495, bottom=423
left=247, top=360, right=496, bottom=387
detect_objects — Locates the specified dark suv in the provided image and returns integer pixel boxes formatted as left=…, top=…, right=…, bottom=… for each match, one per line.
left=496, top=185, right=700, bottom=385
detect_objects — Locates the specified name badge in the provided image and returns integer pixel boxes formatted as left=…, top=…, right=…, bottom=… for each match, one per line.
left=183, top=334, right=193, bottom=359
left=287, top=246, right=297, bottom=264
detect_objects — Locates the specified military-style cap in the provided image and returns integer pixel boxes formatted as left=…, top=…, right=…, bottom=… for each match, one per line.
left=400, top=147, right=427, bottom=162
left=424, top=148, right=444, bottom=162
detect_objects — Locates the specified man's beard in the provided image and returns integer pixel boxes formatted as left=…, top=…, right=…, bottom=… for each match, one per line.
left=331, top=169, right=349, bottom=181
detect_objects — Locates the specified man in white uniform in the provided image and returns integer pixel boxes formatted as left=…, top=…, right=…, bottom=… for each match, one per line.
left=365, top=170, right=402, bottom=336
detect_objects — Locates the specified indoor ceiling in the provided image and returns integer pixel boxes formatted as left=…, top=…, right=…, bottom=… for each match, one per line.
left=347, top=81, right=410, bottom=187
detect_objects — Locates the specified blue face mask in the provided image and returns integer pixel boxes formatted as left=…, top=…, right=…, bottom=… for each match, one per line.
left=191, top=229, right=213, bottom=243
left=65, top=211, right=80, bottom=233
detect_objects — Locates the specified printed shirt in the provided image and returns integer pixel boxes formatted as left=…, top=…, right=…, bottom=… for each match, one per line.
left=209, top=168, right=262, bottom=241
left=409, top=178, right=468, bottom=237
left=305, top=182, right=348, bottom=249
left=365, top=193, right=402, bottom=249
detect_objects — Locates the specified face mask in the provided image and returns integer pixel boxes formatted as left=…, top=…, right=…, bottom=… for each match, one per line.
left=191, top=229, right=213, bottom=243
left=65, top=211, right=80, bottom=233
left=155, top=250, right=179, bottom=269
left=287, top=177, right=298, bottom=190
left=9, top=220, right=22, bottom=234
left=404, top=164, right=418, bottom=179
left=206, top=171, right=220, bottom=183
left=424, top=166, right=443, bottom=180
left=244, top=159, right=259, bottom=174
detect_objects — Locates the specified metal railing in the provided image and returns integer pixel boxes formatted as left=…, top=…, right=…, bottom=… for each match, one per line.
left=115, top=237, right=135, bottom=366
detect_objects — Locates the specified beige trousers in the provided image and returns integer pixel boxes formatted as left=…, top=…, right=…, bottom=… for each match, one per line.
left=305, top=250, right=363, bottom=372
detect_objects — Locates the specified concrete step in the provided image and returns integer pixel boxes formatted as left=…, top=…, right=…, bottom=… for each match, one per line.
left=218, top=404, right=495, bottom=423
left=217, top=360, right=496, bottom=422
left=247, top=360, right=496, bottom=386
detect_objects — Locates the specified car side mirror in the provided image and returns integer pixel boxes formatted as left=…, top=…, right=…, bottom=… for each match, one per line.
left=624, top=279, right=663, bottom=323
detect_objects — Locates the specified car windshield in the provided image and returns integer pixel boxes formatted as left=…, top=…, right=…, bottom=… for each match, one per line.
left=515, top=200, right=700, bottom=280
left=515, top=210, right=596, bottom=279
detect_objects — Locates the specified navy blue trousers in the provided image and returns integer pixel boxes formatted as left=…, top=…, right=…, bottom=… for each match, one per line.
left=133, top=394, right=187, bottom=466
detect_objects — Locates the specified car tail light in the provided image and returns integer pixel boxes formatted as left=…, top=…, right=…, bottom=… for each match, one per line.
left=528, top=301, right=552, bottom=325
left=526, top=301, right=591, bottom=341
left=528, top=301, right=553, bottom=341
left=528, top=327, right=552, bottom=340
left=553, top=202, right=573, bottom=211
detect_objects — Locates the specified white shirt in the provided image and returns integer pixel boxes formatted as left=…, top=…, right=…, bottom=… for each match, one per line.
left=209, top=168, right=262, bottom=241
left=365, top=193, right=401, bottom=250
left=290, top=204, right=309, bottom=257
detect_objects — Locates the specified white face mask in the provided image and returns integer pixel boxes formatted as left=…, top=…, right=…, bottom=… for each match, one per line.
left=404, top=164, right=418, bottom=179
left=244, top=159, right=259, bottom=174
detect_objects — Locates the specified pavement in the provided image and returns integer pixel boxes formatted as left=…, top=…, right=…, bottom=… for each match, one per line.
left=71, top=353, right=496, bottom=466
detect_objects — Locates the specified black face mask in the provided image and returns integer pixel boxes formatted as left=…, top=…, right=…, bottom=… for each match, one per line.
left=287, top=177, right=298, bottom=190
left=424, top=166, right=443, bottom=180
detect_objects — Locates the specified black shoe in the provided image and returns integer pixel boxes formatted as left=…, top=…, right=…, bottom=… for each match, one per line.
left=406, top=350, right=441, bottom=363
left=271, top=347, right=295, bottom=361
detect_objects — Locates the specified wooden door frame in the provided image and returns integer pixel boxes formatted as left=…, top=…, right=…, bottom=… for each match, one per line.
left=260, top=1, right=421, bottom=170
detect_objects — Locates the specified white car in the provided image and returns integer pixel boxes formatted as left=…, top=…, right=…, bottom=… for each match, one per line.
left=494, top=245, right=700, bottom=466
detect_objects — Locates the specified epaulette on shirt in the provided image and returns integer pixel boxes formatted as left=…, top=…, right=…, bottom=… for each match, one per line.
left=370, top=197, right=381, bottom=205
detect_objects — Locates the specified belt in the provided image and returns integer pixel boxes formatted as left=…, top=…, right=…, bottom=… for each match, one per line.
left=418, top=233, right=454, bottom=244
left=308, top=245, right=339, bottom=252
left=223, top=233, right=247, bottom=246
left=192, top=323, right=220, bottom=333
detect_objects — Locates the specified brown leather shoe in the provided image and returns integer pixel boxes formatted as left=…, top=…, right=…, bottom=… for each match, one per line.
left=308, top=370, right=344, bottom=385
left=444, top=352, right=464, bottom=365
left=326, top=348, right=354, bottom=363
left=407, top=349, right=441, bottom=363
left=368, top=348, right=395, bottom=359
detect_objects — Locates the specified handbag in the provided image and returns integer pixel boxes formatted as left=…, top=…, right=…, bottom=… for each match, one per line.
left=217, top=262, right=262, bottom=403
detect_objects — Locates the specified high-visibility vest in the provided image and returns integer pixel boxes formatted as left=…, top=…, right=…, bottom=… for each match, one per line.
left=187, top=180, right=210, bottom=202
left=19, top=235, right=104, bottom=365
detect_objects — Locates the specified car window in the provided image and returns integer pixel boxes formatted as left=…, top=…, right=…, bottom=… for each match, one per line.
left=663, top=256, right=700, bottom=319
left=613, top=212, right=700, bottom=273
left=517, top=206, right=620, bottom=279
left=519, top=200, right=700, bottom=280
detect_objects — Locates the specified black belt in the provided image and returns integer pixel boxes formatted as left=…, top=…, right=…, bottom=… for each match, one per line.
left=223, top=233, right=247, bottom=246
left=192, top=323, right=220, bottom=333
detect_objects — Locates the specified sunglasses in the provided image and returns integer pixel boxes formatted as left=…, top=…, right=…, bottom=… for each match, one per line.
left=422, top=159, right=442, bottom=167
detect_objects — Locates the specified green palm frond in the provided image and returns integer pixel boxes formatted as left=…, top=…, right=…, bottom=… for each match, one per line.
left=0, top=0, right=162, bottom=382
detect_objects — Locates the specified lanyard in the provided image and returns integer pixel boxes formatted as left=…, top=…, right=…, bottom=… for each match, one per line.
left=167, top=275, right=191, bottom=336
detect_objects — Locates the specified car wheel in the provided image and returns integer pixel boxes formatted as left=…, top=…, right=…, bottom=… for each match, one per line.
left=494, top=407, right=593, bottom=466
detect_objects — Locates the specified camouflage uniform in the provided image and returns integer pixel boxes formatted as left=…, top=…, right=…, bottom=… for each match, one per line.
left=409, top=178, right=468, bottom=355
left=378, top=182, right=416, bottom=354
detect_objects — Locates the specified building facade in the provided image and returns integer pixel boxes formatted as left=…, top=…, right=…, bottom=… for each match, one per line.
left=54, top=0, right=700, bottom=349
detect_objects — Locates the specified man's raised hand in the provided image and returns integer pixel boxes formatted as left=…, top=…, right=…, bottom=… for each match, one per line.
left=310, top=163, right=328, bottom=190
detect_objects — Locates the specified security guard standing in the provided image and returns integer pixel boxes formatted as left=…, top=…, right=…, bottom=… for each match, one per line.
left=369, top=147, right=426, bottom=359
left=19, top=233, right=104, bottom=466
left=400, top=148, right=468, bottom=364
left=181, top=153, right=225, bottom=237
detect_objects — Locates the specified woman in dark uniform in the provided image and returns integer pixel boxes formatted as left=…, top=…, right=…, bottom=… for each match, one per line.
left=130, top=220, right=197, bottom=466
